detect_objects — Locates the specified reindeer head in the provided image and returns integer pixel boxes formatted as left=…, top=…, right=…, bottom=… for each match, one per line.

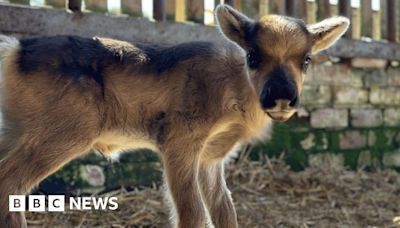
left=215, top=5, right=349, bottom=122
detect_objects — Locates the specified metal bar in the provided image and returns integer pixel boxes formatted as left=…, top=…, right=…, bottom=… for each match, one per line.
left=286, top=0, right=295, bottom=16
left=68, top=0, right=81, bottom=11
left=338, top=0, right=352, bottom=38
left=153, top=0, right=166, bottom=22
left=387, top=0, right=397, bottom=42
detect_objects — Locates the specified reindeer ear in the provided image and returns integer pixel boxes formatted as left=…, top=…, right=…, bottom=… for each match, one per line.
left=215, top=4, right=254, bottom=48
left=308, top=16, right=350, bottom=54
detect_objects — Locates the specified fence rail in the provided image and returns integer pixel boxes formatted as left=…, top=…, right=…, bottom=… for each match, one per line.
left=1, top=0, right=400, bottom=61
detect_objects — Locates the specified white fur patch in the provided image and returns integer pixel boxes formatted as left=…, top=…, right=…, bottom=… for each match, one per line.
left=0, top=35, right=19, bottom=61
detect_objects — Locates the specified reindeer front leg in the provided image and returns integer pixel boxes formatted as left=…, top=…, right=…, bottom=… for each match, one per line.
left=162, top=138, right=207, bottom=228
left=199, top=161, right=238, bottom=228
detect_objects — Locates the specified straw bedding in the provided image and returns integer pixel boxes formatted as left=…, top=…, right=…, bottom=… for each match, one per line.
left=26, top=154, right=400, bottom=228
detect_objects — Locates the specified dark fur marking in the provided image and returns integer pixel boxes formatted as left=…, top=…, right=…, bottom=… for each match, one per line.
left=244, top=23, right=262, bottom=69
left=18, top=36, right=120, bottom=92
left=18, top=36, right=218, bottom=89
left=148, top=112, right=167, bottom=144
left=137, top=42, right=217, bottom=74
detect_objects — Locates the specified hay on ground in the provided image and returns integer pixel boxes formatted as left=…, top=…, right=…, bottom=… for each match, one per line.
left=26, top=155, right=400, bottom=228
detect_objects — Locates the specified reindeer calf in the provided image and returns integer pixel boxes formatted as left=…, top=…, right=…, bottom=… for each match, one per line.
left=0, top=5, right=349, bottom=228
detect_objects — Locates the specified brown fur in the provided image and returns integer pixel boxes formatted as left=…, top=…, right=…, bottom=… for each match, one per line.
left=0, top=5, right=348, bottom=228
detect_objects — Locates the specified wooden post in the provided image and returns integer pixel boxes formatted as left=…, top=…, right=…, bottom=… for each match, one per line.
left=68, top=0, right=82, bottom=11
left=316, top=0, right=330, bottom=20
left=285, top=0, right=295, bottom=16
left=380, top=0, right=387, bottom=39
left=166, top=0, right=175, bottom=20
left=175, top=0, right=186, bottom=22
left=84, top=0, right=107, bottom=13
left=153, top=0, right=166, bottom=21
left=387, top=0, right=397, bottom=42
left=338, top=0, right=352, bottom=38
left=372, top=6, right=381, bottom=40
left=9, top=0, right=30, bottom=5
left=352, top=7, right=361, bottom=39
left=259, top=0, right=269, bottom=17
left=286, top=0, right=306, bottom=19
left=187, top=0, right=204, bottom=23
left=225, top=0, right=241, bottom=11
left=268, top=0, right=285, bottom=15
left=46, top=0, right=66, bottom=8
left=306, top=0, right=316, bottom=23
left=361, top=0, right=372, bottom=38
left=121, top=0, right=142, bottom=16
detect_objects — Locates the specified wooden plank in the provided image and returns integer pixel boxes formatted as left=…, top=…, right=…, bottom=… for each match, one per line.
left=361, top=0, right=372, bottom=38
left=316, top=0, right=330, bottom=20
left=299, top=0, right=307, bottom=20
left=269, top=0, right=285, bottom=15
left=84, top=0, right=107, bottom=13
left=121, top=0, right=142, bottom=16
left=153, top=0, right=166, bottom=21
left=372, top=8, right=381, bottom=40
left=285, top=0, right=295, bottom=16
left=338, top=0, right=352, bottom=38
left=166, top=0, right=175, bottom=20
left=380, top=0, right=387, bottom=39
left=259, top=0, right=269, bottom=17
left=351, top=7, right=361, bottom=39
left=46, top=0, right=65, bottom=8
left=286, top=0, right=307, bottom=19
left=175, top=0, right=186, bottom=22
left=68, top=0, right=81, bottom=11
left=387, top=0, right=397, bottom=42
left=187, top=0, right=204, bottom=23
left=9, top=0, right=29, bottom=5
left=1, top=3, right=400, bottom=60
left=225, top=0, right=241, bottom=11
left=306, top=0, right=316, bottom=23
left=398, top=0, right=400, bottom=42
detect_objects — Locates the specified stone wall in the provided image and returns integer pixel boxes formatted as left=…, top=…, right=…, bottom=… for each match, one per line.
left=252, top=62, right=400, bottom=171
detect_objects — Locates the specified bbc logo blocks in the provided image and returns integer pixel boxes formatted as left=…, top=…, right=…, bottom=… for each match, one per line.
left=9, top=195, right=65, bottom=212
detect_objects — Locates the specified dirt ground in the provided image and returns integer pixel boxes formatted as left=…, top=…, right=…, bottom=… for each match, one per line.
left=26, top=154, right=400, bottom=228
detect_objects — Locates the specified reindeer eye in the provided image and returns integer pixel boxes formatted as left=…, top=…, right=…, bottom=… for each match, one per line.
left=246, top=49, right=260, bottom=69
left=302, top=55, right=312, bottom=71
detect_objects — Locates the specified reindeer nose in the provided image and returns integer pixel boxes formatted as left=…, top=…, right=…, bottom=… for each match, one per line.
left=260, top=80, right=299, bottom=109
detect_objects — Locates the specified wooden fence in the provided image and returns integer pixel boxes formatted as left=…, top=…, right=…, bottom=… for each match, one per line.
left=4, top=0, right=400, bottom=43
left=2, top=0, right=400, bottom=61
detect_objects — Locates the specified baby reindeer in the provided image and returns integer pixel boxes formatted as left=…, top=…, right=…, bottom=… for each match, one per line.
left=0, top=5, right=348, bottom=228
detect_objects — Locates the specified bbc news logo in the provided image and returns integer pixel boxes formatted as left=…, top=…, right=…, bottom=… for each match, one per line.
left=9, top=195, right=118, bottom=212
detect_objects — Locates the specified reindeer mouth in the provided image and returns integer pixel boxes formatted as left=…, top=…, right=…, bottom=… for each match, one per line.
left=265, top=109, right=296, bottom=122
